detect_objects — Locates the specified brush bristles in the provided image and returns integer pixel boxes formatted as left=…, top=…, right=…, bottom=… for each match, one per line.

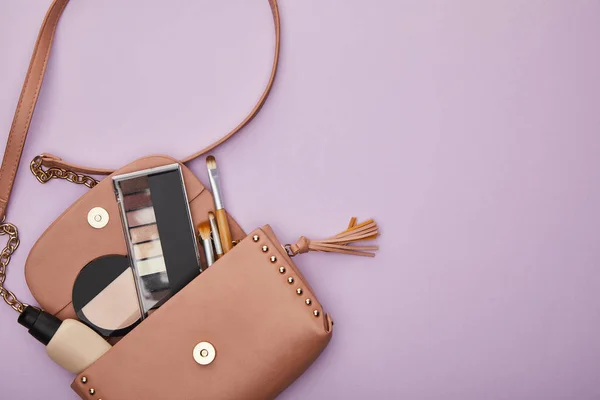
left=206, top=155, right=217, bottom=170
left=198, top=221, right=212, bottom=240
left=208, top=211, right=215, bottom=220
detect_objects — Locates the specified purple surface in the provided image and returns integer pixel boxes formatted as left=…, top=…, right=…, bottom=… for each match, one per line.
left=1, top=1, right=600, bottom=399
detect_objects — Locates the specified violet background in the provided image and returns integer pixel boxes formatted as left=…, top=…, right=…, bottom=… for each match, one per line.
left=1, top=1, right=600, bottom=399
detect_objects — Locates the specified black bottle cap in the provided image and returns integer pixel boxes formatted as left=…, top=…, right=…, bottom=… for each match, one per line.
left=17, top=306, right=40, bottom=329
left=18, top=306, right=61, bottom=346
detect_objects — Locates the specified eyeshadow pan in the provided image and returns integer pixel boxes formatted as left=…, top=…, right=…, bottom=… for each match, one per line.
left=119, top=175, right=149, bottom=195
left=126, top=207, right=156, bottom=227
left=140, top=273, right=170, bottom=300
left=137, top=257, right=167, bottom=276
left=130, top=224, right=159, bottom=243
left=123, top=191, right=152, bottom=211
left=133, top=240, right=162, bottom=260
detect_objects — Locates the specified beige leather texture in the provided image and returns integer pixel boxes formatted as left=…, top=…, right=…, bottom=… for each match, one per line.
left=71, top=225, right=333, bottom=400
left=25, top=155, right=245, bottom=319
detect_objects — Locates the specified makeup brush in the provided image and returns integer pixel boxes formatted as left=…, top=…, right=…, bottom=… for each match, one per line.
left=198, top=221, right=215, bottom=267
left=208, top=211, right=224, bottom=259
left=206, top=156, right=233, bottom=253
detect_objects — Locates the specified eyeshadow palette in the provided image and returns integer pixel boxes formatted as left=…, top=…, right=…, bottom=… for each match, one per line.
left=113, top=164, right=201, bottom=319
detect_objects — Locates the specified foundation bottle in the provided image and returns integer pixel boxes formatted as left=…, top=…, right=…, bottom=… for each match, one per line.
left=18, top=306, right=111, bottom=374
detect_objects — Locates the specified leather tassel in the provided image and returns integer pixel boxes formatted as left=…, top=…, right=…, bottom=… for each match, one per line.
left=288, top=218, right=380, bottom=257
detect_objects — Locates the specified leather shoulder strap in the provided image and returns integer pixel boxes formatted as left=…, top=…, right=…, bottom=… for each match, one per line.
left=0, top=0, right=280, bottom=219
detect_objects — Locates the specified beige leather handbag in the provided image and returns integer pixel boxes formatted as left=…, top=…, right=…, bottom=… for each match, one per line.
left=1, top=1, right=379, bottom=399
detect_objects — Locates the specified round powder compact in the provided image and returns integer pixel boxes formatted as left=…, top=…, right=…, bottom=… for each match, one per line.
left=73, top=255, right=142, bottom=337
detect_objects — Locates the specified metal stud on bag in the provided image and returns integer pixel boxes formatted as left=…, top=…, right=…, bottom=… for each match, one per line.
left=87, top=207, right=109, bottom=229
left=193, top=342, right=216, bottom=365
left=259, top=237, right=323, bottom=318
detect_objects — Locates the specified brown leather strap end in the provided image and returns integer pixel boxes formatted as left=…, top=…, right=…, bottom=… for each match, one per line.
left=40, top=154, right=113, bottom=176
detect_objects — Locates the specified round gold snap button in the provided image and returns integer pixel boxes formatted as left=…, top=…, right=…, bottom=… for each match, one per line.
left=87, top=207, right=109, bottom=229
left=193, top=342, right=216, bottom=365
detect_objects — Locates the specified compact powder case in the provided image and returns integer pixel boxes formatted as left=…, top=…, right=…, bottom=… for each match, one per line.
left=72, top=255, right=141, bottom=337
left=113, top=163, right=201, bottom=319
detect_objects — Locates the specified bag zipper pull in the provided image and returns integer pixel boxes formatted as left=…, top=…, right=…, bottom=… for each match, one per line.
left=285, top=217, right=380, bottom=258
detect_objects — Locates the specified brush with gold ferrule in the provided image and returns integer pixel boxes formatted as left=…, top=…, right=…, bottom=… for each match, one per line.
left=208, top=211, right=224, bottom=259
left=198, top=221, right=215, bottom=267
left=206, top=156, right=233, bottom=253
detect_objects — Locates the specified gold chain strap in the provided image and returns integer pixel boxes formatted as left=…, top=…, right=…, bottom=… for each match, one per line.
left=0, top=218, right=26, bottom=313
left=0, top=156, right=98, bottom=313
left=30, top=155, right=99, bottom=188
